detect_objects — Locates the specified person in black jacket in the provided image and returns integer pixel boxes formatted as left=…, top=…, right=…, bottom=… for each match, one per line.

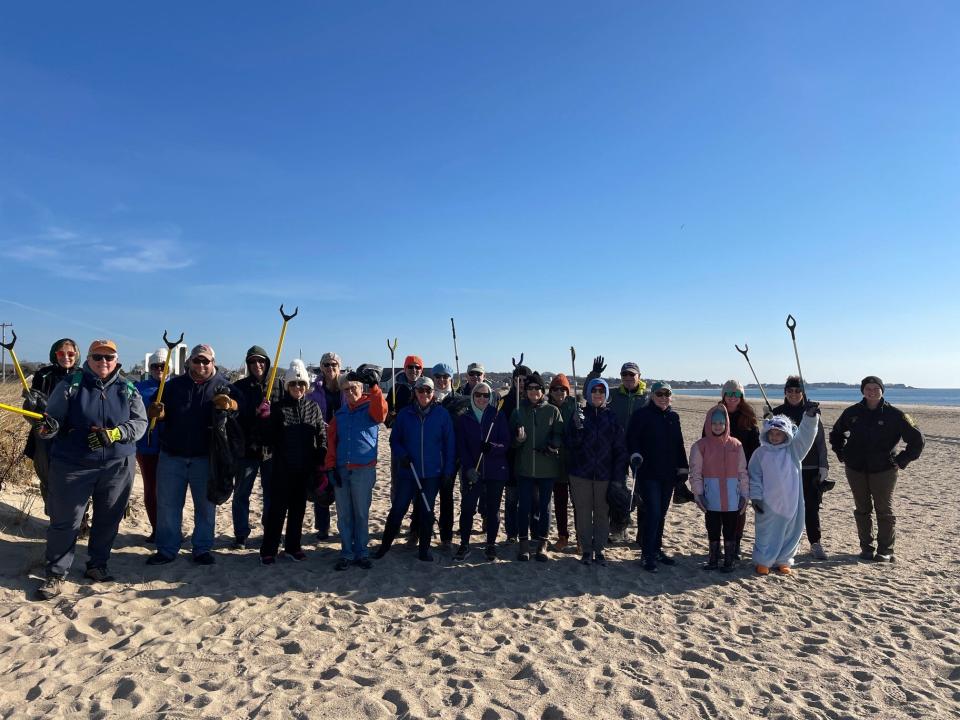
left=772, top=376, right=831, bottom=560
left=828, top=376, right=924, bottom=563
left=626, top=382, right=689, bottom=572
left=258, top=360, right=327, bottom=565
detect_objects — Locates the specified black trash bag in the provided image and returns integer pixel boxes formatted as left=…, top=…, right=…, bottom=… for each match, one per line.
left=672, top=479, right=696, bottom=505
left=307, top=468, right=336, bottom=507
left=208, top=396, right=245, bottom=505
left=607, top=478, right=633, bottom=532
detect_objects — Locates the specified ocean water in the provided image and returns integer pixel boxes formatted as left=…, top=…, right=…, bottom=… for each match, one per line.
left=672, top=387, right=960, bottom=408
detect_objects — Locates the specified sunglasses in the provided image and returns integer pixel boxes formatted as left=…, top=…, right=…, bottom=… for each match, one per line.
left=526, top=385, right=543, bottom=392
left=468, top=371, right=482, bottom=377
left=322, top=363, right=338, bottom=368
left=149, top=363, right=165, bottom=370
left=785, top=388, right=804, bottom=394
left=191, top=357, right=212, bottom=366
left=620, top=372, right=638, bottom=378
left=406, top=365, right=422, bottom=370
left=723, top=391, right=743, bottom=398
left=289, top=381, right=308, bottom=388
left=56, top=350, right=78, bottom=358
left=550, top=386, right=567, bottom=392
left=473, top=392, right=491, bottom=398
left=591, top=387, right=606, bottom=394
left=435, top=375, right=451, bottom=380
left=654, top=390, right=672, bottom=398
left=90, top=354, right=116, bottom=362
left=415, top=387, right=433, bottom=395
left=248, top=358, right=266, bottom=365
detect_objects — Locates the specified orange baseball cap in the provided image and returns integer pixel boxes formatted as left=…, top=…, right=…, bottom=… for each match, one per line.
left=88, top=339, right=118, bottom=355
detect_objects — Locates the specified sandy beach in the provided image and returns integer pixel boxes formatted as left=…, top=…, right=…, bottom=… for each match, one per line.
left=0, top=395, right=957, bottom=719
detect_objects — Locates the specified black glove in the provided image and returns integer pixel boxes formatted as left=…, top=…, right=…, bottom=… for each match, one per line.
left=22, top=389, right=47, bottom=414
left=463, top=467, right=481, bottom=487
left=37, top=414, right=59, bottom=438
left=481, top=441, right=492, bottom=454
left=751, top=499, right=764, bottom=514
left=804, top=401, right=820, bottom=417
left=672, top=481, right=695, bottom=504
left=356, top=364, right=382, bottom=387
left=835, top=449, right=845, bottom=464
left=399, top=456, right=413, bottom=469
left=894, top=453, right=909, bottom=470
left=591, top=356, right=606, bottom=375
left=763, top=409, right=774, bottom=420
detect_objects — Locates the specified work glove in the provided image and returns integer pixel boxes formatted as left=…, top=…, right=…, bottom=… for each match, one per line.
left=257, top=400, right=271, bottom=419
left=213, top=394, right=237, bottom=411
left=147, top=401, right=165, bottom=421
left=629, top=453, right=643, bottom=475
left=515, top=426, right=526, bottom=443
left=751, top=499, right=764, bottom=514
left=894, top=452, right=909, bottom=470
left=355, top=364, right=382, bottom=388
left=572, top=408, right=584, bottom=431
left=481, top=441, right=492, bottom=454
left=398, top=456, right=413, bottom=470
left=88, top=426, right=122, bottom=450
left=693, top=494, right=707, bottom=513
left=463, top=467, right=481, bottom=488
left=591, top=356, right=606, bottom=375
left=804, top=401, right=821, bottom=417
left=22, top=389, right=47, bottom=415
left=738, top=496, right=748, bottom=515
left=36, top=414, right=60, bottom=438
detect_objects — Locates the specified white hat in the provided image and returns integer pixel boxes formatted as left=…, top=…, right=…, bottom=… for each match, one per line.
left=284, top=359, right=310, bottom=387
left=148, top=348, right=168, bottom=366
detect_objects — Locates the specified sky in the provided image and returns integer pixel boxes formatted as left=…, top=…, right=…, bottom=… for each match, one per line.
left=1, top=2, right=958, bottom=386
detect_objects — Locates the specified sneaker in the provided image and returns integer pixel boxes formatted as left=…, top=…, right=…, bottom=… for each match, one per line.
left=334, top=558, right=351, bottom=571
left=756, top=565, right=770, bottom=575
left=657, top=551, right=676, bottom=566
left=36, top=575, right=65, bottom=600
left=287, top=551, right=307, bottom=562
left=454, top=544, right=471, bottom=562
left=192, top=552, right=215, bottom=566
left=418, top=550, right=434, bottom=562
left=859, top=549, right=875, bottom=561
left=777, top=565, right=792, bottom=575
left=594, top=551, right=607, bottom=567
left=484, top=544, right=497, bottom=561
left=810, top=542, right=828, bottom=560
left=581, top=553, right=592, bottom=566
left=232, top=536, right=248, bottom=550
left=873, top=553, right=895, bottom=563
left=84, top=566, right=114, bottom=583
left=146, top=553, right=175, bottom=566
left=261, top=555, right=276, bottom=566
left=355, top=558, right=373, bottom=570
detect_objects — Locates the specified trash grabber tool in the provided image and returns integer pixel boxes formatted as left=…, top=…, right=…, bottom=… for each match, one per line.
left=474, top=398, right=505, bottom=472
left=147, top=330, right=184, bottom=443
left=0, top=401, right=43, bottom=421
left=450, top=317, right=461, bottom=389
left=511, top=353, right=524, bottom=408
left=735, top=344, right=774, bottom=415
left=409, top=463, right=436, bottom=538
left=0, top=330, right=30, bottom=393
left=570, top=346, right=577, bottom=400
left=785, top=314, right=807, bottom=395
left=386, top=337, right=398, bottom=407
left=264, top=305, right=299, bottom=403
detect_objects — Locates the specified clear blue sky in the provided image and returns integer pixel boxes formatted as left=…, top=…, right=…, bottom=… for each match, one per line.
left=1, top=3, right=957, bottom=386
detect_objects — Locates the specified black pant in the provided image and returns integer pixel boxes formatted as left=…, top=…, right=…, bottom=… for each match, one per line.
left=705, top=510, right=739, bottom=543
left=438, top=473, right=455, bottom=544
left=460, top=478, right=505, bottom=546
left=261, top=468, right=307, bottom=557
left=801, top=468, right=822, bottom=544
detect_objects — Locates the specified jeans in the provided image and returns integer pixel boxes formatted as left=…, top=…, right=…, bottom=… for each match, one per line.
left=333, top=465, right=377, bottom=560
left=504, top=484, right=519, bottom=538
left=517, top=476, right=554, bottom=541
left=639, top=477, right=675, bottom=560
left=156, top=452, right=216, bottom=559
left=459, top=477, right=505, bottom=546
left=45, top=456, right=134, bottom=577
left=385, top=474, right=440, bottom=554
left=232, top=457, right=273, bottom=540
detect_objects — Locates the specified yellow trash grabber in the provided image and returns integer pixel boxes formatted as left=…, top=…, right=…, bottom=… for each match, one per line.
left=147, top=330, right=184, bottom=443
left=0, top=330, right=30, bottom=393
left=0, top=401, right=43, bottom=421
left=264, top=305, right=298, bottom=402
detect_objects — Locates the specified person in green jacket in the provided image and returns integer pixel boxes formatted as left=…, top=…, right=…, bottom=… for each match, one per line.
left=510, top=372, right=564, bottom=562
left=548, top=373, right=578, bottom=552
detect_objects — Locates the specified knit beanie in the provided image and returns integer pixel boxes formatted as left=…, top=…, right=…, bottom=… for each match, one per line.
left=404, top=355, right=424, bottom=369
left=784, top=376, right=803, bottom=391
left=721, top=379, right=744, bottom=395
left=860, top=375, right=885, bottom=393
left=550, top=373, right=571, bottom=392
left=283, top=359, right=310, bottom=387
left=525, top=371, right=545, bottom=389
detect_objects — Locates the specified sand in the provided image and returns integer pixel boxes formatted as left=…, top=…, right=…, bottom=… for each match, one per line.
left=0, top=395, right=957, bottom=719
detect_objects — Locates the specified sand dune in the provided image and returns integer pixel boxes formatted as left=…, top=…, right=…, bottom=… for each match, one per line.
left=0, top=396, right=957, bottom=719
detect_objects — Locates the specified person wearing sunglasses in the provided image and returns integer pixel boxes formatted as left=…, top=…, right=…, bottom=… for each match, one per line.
left=22, top=338, right=81, bottom=516
left=771, top=376, right=831, bottom=561
left=716, top=379, right=761, bottom=562
left=258, top=360, right=327, bottom=566
left=565, top=378, right=628, bottom=566
left=34, top=339, right=148, bottom=600
left=377, top=376, right=455, bottom=562
left=232, top=345, right=281, bottom=550
left=510, top=371, right=564, bottom=562
left=501, top=363, right=532, bottom=544
left=454, top=380, right=509, bottom=561
left=547, top=373, right=578, bottom=553
left=625, top=381, right=689, bottom=572
left=457, top=362, right=486, bottom=397
left=307, top=351, right=346, bottom=542
left=431, top=362, right=472, bottom=552
left=385, top=354, right=424, bottom=542
left=145, top=343, right=239, bottom=567
left=133, top=348, right=170, bottom=543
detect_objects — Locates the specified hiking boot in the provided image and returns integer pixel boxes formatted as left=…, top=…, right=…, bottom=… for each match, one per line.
left=36, top=575, right=65, bottom=600
left=721, top=542, right=737, bottom=573
left=334, top=558, right=351, bottom=571
left=534, top=541, right=549, bottom=563
left=373, top=545, right=390, bottom=560
left=705, top=541, right=721, bottom=570
left=642, top=557, right=658, bottom=573
left=232, top=536, right=248, bottom=550
left=517, top=539, right=530, bottom=561
left=873, top=552, right=895, bottom=563
left=657, top=551, right=676, bottom=566
left=859, top=548, right=875, bottom=561
left=355, top=558, right=373, bottom=570
left=84, top=566, right=114, bottom=583
left=484, top=544, right=497, bottom=561
left=810, top=542, right=828, bottom=560
left=593, top=551, right=607, bottom=567
left=418, top=549, right=434, bottom=562
left=756, top=564, right=770, bottom=575
left=454, top=544, right=471, bottom=562
left=261, top=555, right=277, bottom=566
left=146, top=553, right=175, bottom=566
left=581, top=553, right=592, bottom=566
left=193, top=552, right=215, bottom=566
left=552, top=535, right=568, bottom=552
left=286, top=550, right=307, bottom=562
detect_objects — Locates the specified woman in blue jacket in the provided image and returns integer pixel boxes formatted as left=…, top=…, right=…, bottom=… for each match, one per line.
left=454, top=381, right=509, bottom=562
left=376, top=376, right=456, bottom=562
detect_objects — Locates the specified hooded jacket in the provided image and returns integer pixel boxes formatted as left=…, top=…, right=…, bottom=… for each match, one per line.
left=748, top=413, right=819, bottom=516
left=24, top=339, right=81, bottom=460
left=234, top=346, right=280, bottom=460
left=456, top=385, right=510, bottom=483
left=510, top=396, right=564, bottom=478
left=625, top=399, right=689, bottom=485
left=689, top=404, right=748, bottom=512
left=585, top=368, right=648, bottom=433
left=390, top=399, right=456, bottom=480
left=564, top=378, right=628, bottom=483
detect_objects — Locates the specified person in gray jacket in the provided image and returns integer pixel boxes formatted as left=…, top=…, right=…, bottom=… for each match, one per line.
left=34, top=339, right=147, bottom=600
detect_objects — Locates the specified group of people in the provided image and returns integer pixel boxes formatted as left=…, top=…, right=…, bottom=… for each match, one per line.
left=20, top=339, right=925, bottom=601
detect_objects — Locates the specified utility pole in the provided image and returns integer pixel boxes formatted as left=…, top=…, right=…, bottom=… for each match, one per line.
left=0, top=323, right=11, bottom=384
